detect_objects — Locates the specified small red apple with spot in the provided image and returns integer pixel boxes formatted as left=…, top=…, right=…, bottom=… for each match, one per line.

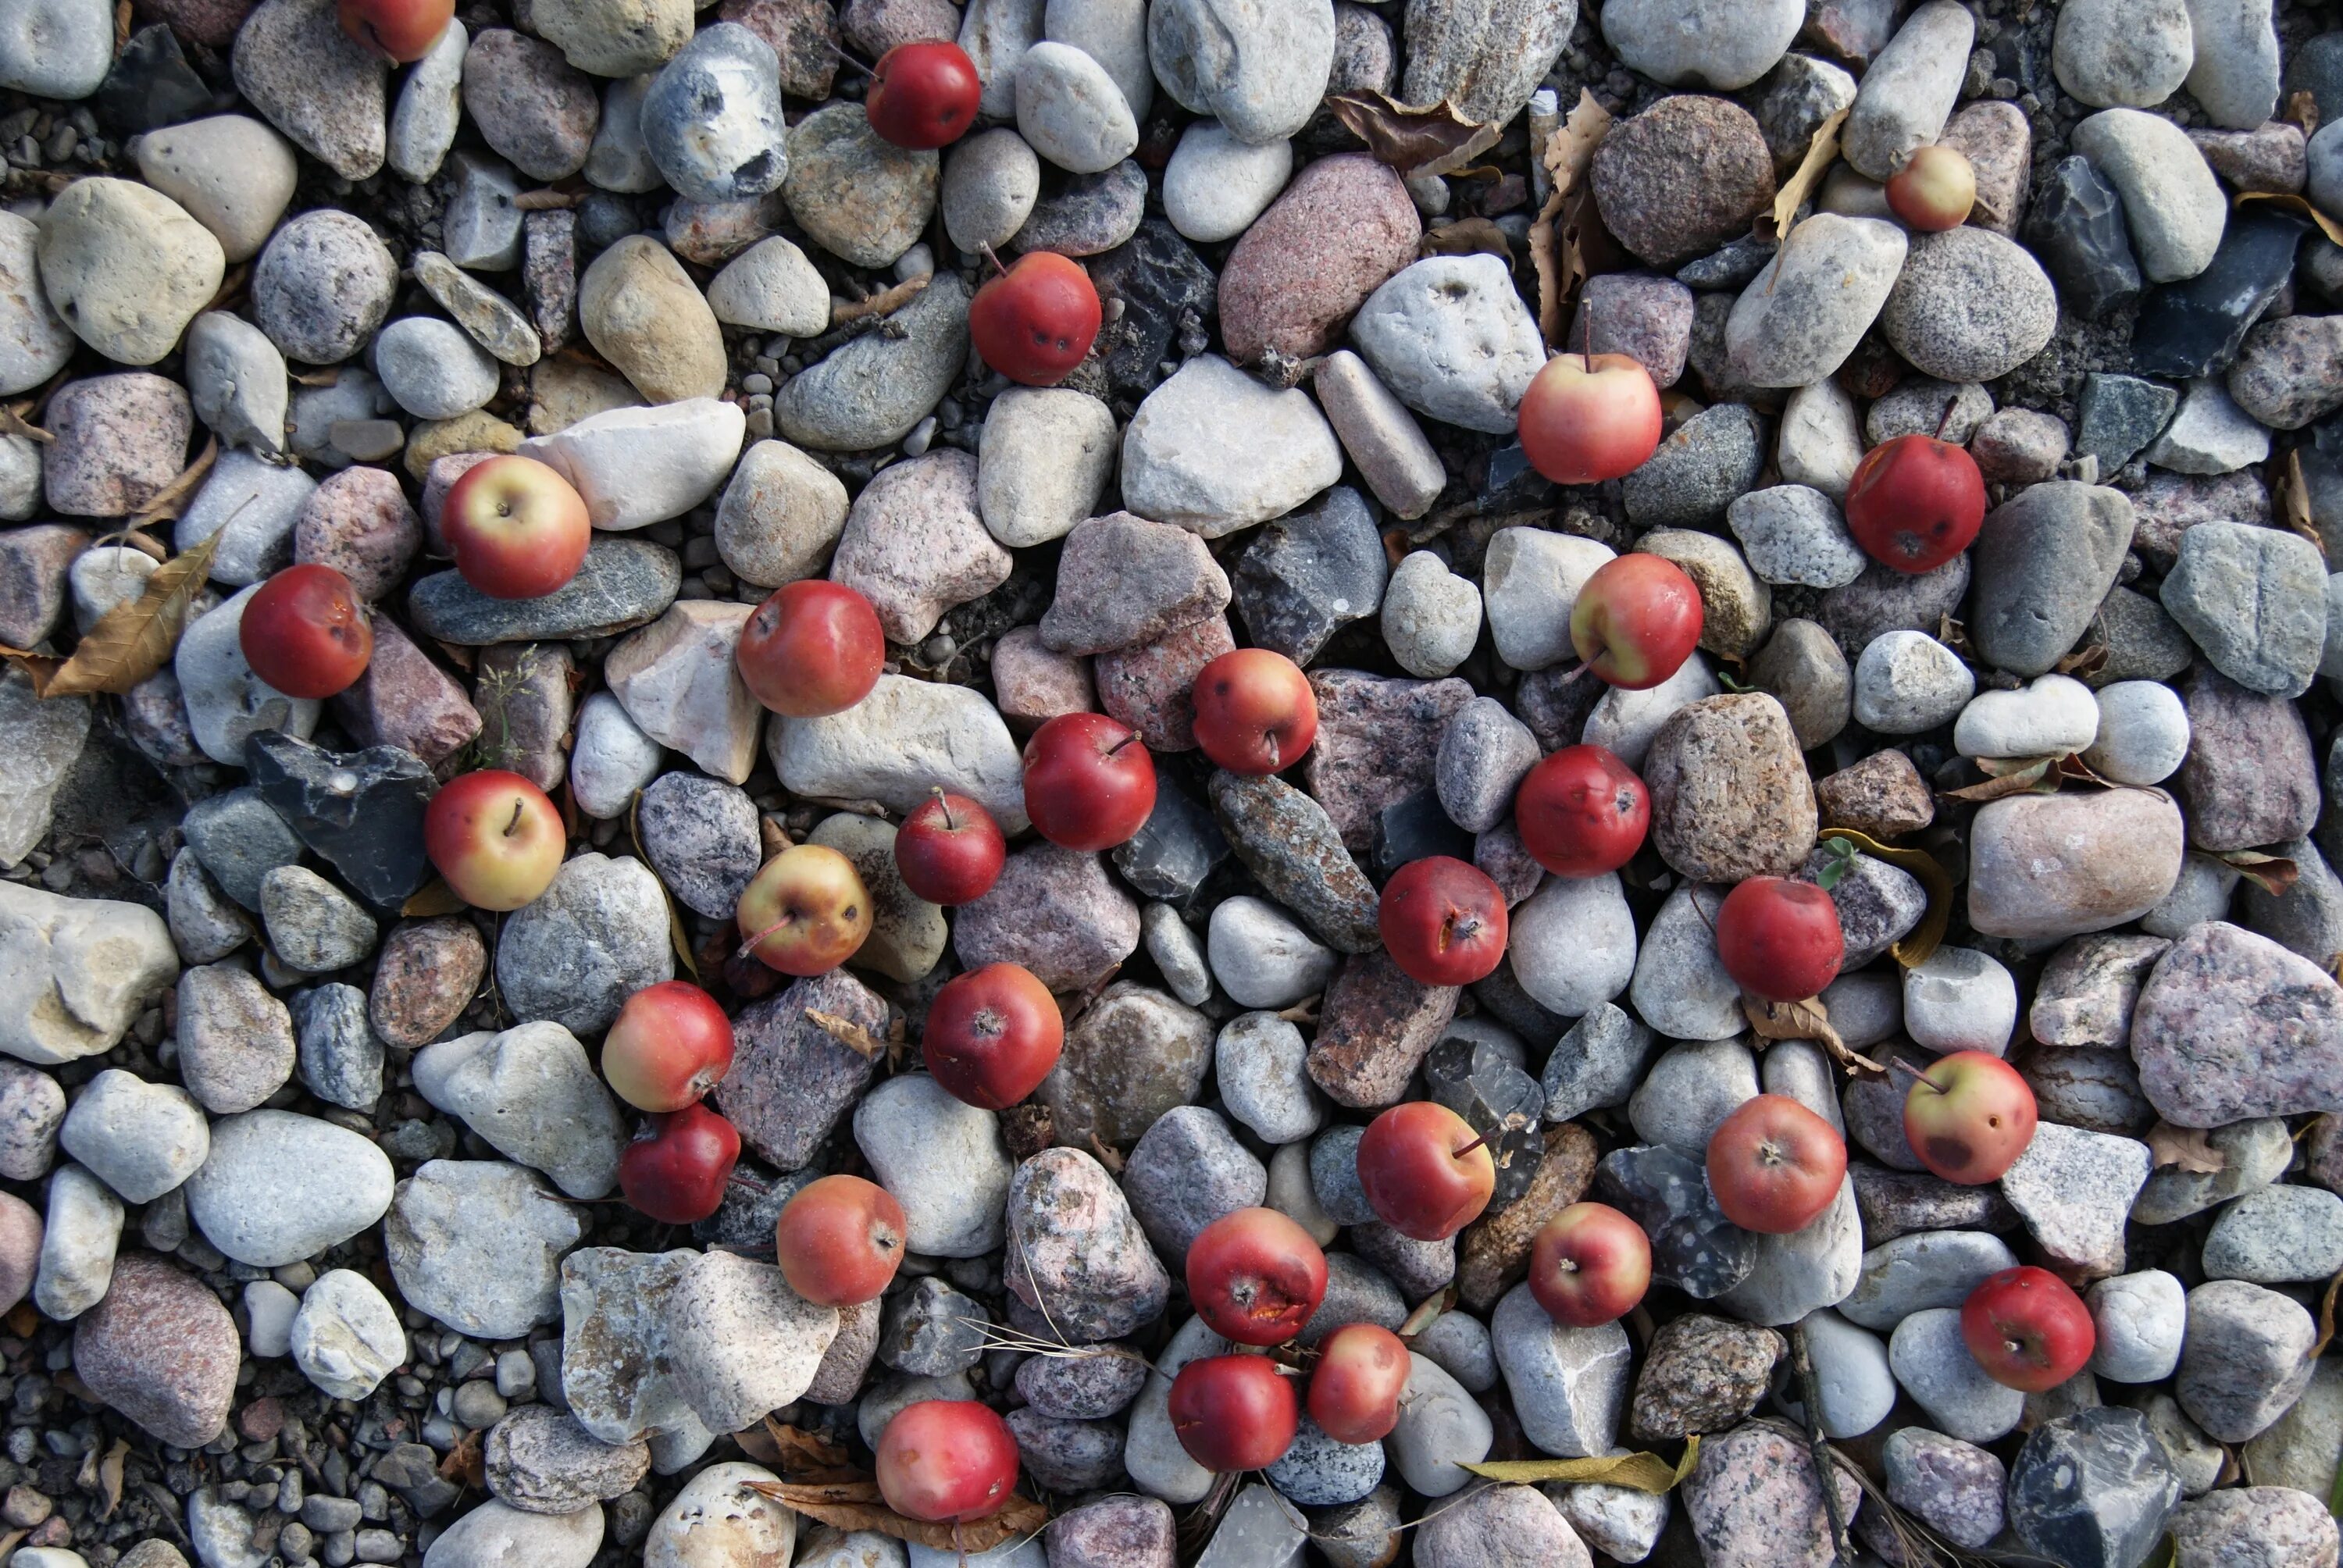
left=1022, top=711, right=1156, bottom=851
left=1514, top=744, right=1649, bottom=878
left=1190, top=648, right=1318, bottom=775
left=1528, top=1203, right=1653, bottom=1327
left=601, top=981, right=735, bottom=1112
left=876, top=1400, right=1019, bottom=1521
left=1184, top=1206, right=1327, bottom=1347
left=239, top=564, right=373, bottom=700
left=971, top=252, right=1101, bottom=388
left=1714, top=876, right=1845, bottom=1003
left=1845, top=434, right=1987, bottom=575
left=1517, top=353, right=1664, bottom=485
left=1571, top=554, right=1703, bottom=690
left=1705, top=1094, right=1846, bottom=1235
left=1357, top=1102, right=1496, bottom=1242
left=1307, top=1323, right=1410, bottom=1444
left=1961, top=1267, right=2095, bottom=1392
left=1903, top=1051, right=2038, bottom=1185
left=1168, top=1355, right=1297, bottom=1472
left=1378, top=856, right=1508, bottom=987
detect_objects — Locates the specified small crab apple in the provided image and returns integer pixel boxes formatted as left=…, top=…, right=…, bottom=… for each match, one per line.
left=1514, top=744, right=1649, bottom=878
left=1714, top=876, right=1846, bottom=1003
left=423, top=770, right=566, bottom=911
left=1517, top=352, right=1664, bottom=485
left=1961, top=1267, right=2095, bottom=1392
left=440, top=454, right=593, bottom=600
left=922, top=963, right=1063, bottom=1109
left=601, top=981, right=735, bottom=1112
left=876, top=1400, right=1020, bottom=1523
left=1184, top=1207, right=1328, bottom=1346
left=1357, top=1102, right=1496, bottom=1242
left=337, top=0, right=454, bottom=60
left=970, top=251, right=1101, bottom=387
left=894, top=791, right=1007, bottom=905
left=1190, top=648, right=1318, bottom=775
left=1903, top=1051, right=2038, bottom=1185
left=618, top=1102, right=740, bottom=1224
left=1022, top=711, right=1156, bottom=851
left=865, top=41, right=982, bottom=151
left=1571, top=554, right=1704, bottom=690
left=1844, top=434, right=1988, bottom=575
left=1168, top=1355, right=1299, bottom=1472
left=1378, top=857, right=1509, bottom=987
left=239, top=564, right=373, bottom=699
left=1307, top=1323, right=1410, bottom=1444
left=1706, top=1095, right=1848, bottom=1235
left=735, top=844, right=872, bottom=977
left=774, top=1174, right=909, bottom=1306
left=1886, top=144, right=1977, bottom=231
left=1528, top=1203, right=1653, bottom=1327
left=736, top=580, right=886, bottom=718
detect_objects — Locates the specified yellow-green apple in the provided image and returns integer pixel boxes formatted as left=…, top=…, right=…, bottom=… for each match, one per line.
left=1570, top=554, right=1704, bottom=690
left=735, top=844, right=872, bottom=976
left=1517, top=352, right=1664, bottom=485
left=423, top=769, right=567, bottom=911
left=1902, top=1050, right=2038, bottom=1184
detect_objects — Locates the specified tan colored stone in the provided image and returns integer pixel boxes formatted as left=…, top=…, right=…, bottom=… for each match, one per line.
left=578, top=235, right=726, bottom=404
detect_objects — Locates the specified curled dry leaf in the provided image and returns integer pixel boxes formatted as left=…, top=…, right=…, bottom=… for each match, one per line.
left=128, top=436, right=217, bottom=532
left=2055, top=643, right=2110, bottom=679
left=1743, top=994, right=1887, bottom=1080
left=1461, top=1437, right=1700, bottom=1494
left=1396, top=1285, right=1455, bottom=1341
left=4, top=527, right=221, bottom=698
left=2146, top=1121, right=2227, bottom=1175
left=758, top=1418, right=861, bottom=1482
left=2282, top=449, right=2326, bottom=558
left=1821, top=828, right=1953, bottom=968
left=1419, top=216, right=1513, bottom=262
left=0, top=404, right=53, bottom=444
left=2283, top=89, right=2320, bottom=135
left=438, top=1428, right=486, bottom=1490
left=747, top=1477, right=1050, bottom=1553
left=1528, top=88, right=1615, bottom=345
left=1760, top=105, right=1850, bottom=251
left=2215, top=848, right=2300, bottom=897
left=807, top=1009, right=885, bottom=1060
left=1327, top=91, right=1500, bottom=176
left=96, top=1438, right=127, bottom=1520
left=1938, top=756, right=2060, bottom=803
left=2310, top=1264, right=2341, bottom=1360
left=2236, top=191, right=2343, bottom=247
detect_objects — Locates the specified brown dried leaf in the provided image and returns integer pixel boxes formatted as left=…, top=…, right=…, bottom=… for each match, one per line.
left=2283, top=448, right=2326, bottom=558
left=1822, top=828, right=1955, bottom=970
left=2146, top=1121, right=2227, bottom=1175
left=808, top=1009, right=883, bottom=1059
left=2216, top=849, right=2301, bottom=897
left=2055, top=643, right=2110, bottom=678
left=1743, top=995, right=1887, bottom=1079
left=0, top=404, right=53, bottom=444
left=1463, top=1436, right=1700, bottom=1494
left=514, top=188, right=578, bottom=210
left=1396, top=1286, right=1454, bottom=1341
left=748, top=1479, right=1050, bottom=1552
left=1760, top=105, right=1849, bottom=247
left=0, top=645, right=63, bottom=694
left=1420, top=216, right=1513, bottom=262
left=2236, top=191, right=2343, bottom=247
left=1088, top=1133, right=1125, bottom=1174
left=401, top=878, right=468, bottom=918
left=34, top=528, right=221, bottom=698
left=1327, top=91, right=1500, bottom=176
left=95, top=1437, right=127, bottom=1518
left=2284, top=90, right=2321, bottom=136
left=439, top=1428, right=486, bottom=1490
left=127, top=437, right=217, bottom=532
left=1939, top=756, right=2060, bottom=803
left=761, top=1419, right=860, bottom=1481
left=2310, top=1264, right=2341, bottom=1359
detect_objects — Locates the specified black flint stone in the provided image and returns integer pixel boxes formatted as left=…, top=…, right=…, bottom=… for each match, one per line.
left=244, top=730, right=436, bottom=909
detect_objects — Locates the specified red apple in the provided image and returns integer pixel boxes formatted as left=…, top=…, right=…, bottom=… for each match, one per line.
left=601, top=981, right=735, bottom=1112
left=735, top=844, right=872, bottom=977
left=1356, top=1102, right=1496, bottom=1242
left=876, top=1400, right=1020, bottom=1522
left=774, top=1173, right=909, bottom=1306
left=1184, top=1206, right=1328, bottom=1347
left=865, top=41, right=982, bottom=151
left=1307, top=1323, right=1409, bottom=1444
left=1705, top=1095, right=1847, bottom=1235
left=894, top=791, right=1007, bottom=906
left=1886, top=145, right=1977, bottom=232
left=737, top=580, right=886, bottom=718
left=1190, top=648, right=1318, bottom=775
left=618, top=1102, right=740, bottom=1224
left=970, top=252, right=1101, bottom=388
left=440, top=455, right=592, bottom=600
left=423, top=769, right=567, bottom=911
left=1714, top=876, right=1845, bottom=1003
left=1960, top=1267, right=2095, bottom=1392
left=1022, top=711, right=1156, bottom=851
left=1518, top=352, right=1664, bottom=485
left=1571, top=554, right=1703, bottom=690
left=1844, top=435, right=1987, bottom=575
left=337, top=0, right=453, bottom=60
left=1378, top=856, right=1509, bottom=987
left=1528, top=1203, right=1653, bottom=1327
left=1903, top=1051, right=2038, bottom=1185
left=922, top=963, right=1063, bottom=1110
left=239, top=564, right=373, bottom=700
left=1168, top=1355, right=1298, bottom=1472
left=1514, top=744, right=1649, bottom=878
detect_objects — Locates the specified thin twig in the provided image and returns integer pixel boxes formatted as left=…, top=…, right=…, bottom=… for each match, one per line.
left=1791, top=1325, right=1855, bottom=1567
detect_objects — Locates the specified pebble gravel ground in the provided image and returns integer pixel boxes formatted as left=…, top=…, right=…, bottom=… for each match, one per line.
left=0, top=0, right=2341, bottom=1566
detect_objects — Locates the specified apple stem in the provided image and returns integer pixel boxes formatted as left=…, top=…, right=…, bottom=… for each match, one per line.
left=1935, top=393, right=1961, bottom=441
left=932, top=784, right=956, bottom=831
left=978, top=242, right=1011, bottom=281
left=1105, top=730, right=1141, bottom=758
left=823, top=40, right=876, bottom=78
left=504, top=799, right=524, bottom=838
left=1453, top=1132, right=1490, bottom=1159
left=1885, top=1055, right=1929, bottom=1090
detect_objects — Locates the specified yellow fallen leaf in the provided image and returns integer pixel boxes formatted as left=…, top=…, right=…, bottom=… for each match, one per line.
left=1461, top=1436, right=1700, bottom=1494
left=1760, top=106, right=1849, bottom=248
left=401, top=879, right=469, bottom=918
left=2237, top=190, right=2343, bottom=247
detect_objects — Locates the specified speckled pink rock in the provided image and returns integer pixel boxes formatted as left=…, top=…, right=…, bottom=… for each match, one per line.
left=1218, top=153, right=1421, bottom=364
left=294, top=465, right=423, bottom=600
left=73, top=1253, right=239, bottom=1448
left=1095, top=615, right=1234, bottom=753
left=991, top=625, right=1095, bottom=729
left=43, top=375, right=193, bottom=518
left=331, top=615, right=481, bottom=765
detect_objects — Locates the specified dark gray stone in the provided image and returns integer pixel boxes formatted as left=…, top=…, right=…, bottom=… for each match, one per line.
left=1425, top=1035, right=1544, bottom=1208
left=244, top=730, right=434, bottom=909
left=1111, top=779, right=1230, bottom=911
left=1621, top=403, right=1767, bottom=530
left=181, top=786, right=303, bottom=912
left=1012, top=160, right=1148, bottom=257
left=1086, top=219, right=1217, bottom=401
left=1966, top=483, right=2136, bottom=678
left=2073, top=374, right=2179, bottom=472
left=1596, top=1143, right=1756, bottom=1299
left=408, top=539, right=679, bottom=645
left=1208, top=772, right=1381, bottom=954
left=2131, top=208, right=2309, bottom=380
left=1232, top=486, right=1388, bottom=665
left=2027, top=156, right=2143, bottom=322
left=1368, top=787, right=1474, bottom=881
left=1818, top=554, right=1970, bottom=657
left=2006, top=1408, right=2179, bottom=1568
